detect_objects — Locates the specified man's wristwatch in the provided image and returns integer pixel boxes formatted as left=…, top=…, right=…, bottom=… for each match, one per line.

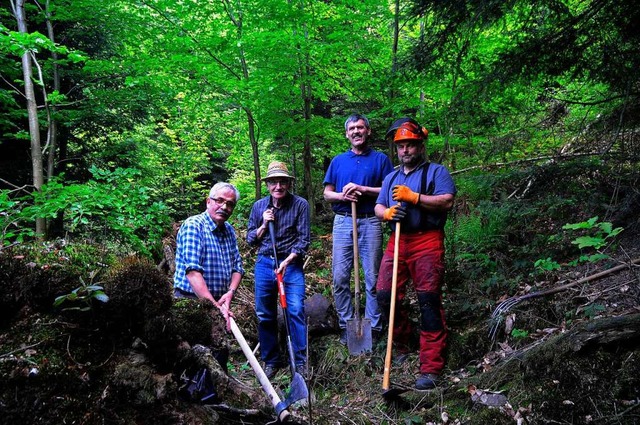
left=229, top=288, right=236, bottom=295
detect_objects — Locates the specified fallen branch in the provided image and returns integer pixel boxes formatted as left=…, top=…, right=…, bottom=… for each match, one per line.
left=204, top=403, right=261, bottom=416
left=0, top=341, right=44, bottom=359
left=490, top=257, right=640, bottom=339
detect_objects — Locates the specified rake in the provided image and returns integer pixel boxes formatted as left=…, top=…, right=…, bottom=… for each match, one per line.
left=489, top=257, right=640, bottom=341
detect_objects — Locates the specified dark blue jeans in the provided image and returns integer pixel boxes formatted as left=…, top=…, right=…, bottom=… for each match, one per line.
left=254, top=255, right=307, bottom=367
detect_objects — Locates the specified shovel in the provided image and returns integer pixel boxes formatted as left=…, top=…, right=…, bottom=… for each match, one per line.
left=346, top=201, right=372, bottom=355
left=268, top=221, right=309, bottom=402
left=382, top=221, right=410, bottom=399
left=227, top=316, right=293, bottom=422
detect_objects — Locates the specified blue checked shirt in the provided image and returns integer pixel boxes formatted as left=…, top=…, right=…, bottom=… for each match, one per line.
left=173, top=211, right=244, bottom=298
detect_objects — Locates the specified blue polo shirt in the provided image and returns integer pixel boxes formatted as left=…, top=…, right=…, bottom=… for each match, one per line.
left=377, top=161, right=457, bottom=232
left=323, top=147, right=393, bottom=215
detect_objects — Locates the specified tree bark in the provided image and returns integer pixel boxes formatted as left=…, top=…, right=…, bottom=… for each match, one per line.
left=13, top=0, right=45, bottom=237
left=43, top=0, right=59, bottom=182
left=491, top=313, right=640, bottom=379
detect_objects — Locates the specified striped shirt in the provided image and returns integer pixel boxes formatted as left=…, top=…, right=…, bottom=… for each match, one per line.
left=247, top=193, right=310, bottom=259
left=173, top=211, right=244, bottom=298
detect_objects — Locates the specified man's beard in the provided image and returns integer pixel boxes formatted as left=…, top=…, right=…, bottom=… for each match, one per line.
left=401, top=154, right=422, bottom=168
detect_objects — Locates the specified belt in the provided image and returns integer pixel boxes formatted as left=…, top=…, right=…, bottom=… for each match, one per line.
left=173, top=287, right=198, bottom=299
left=336, top=212, right=376, bottom=218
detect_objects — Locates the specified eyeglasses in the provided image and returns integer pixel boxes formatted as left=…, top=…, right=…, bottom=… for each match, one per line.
left=266, top=179, right=290, bottom=187
left=209, top=197, right=236, bottom=209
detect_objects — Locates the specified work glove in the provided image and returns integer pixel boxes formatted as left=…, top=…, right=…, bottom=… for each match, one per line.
left=392, top=185, right=420, bottom=205
left=382, top=204, right=406, bottom=222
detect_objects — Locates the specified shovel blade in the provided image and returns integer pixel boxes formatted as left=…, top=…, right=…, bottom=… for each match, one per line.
left=346, top=318, right=372, bottom=354
left=282, top=372, right=308, bottom=408
left=382, top=386, right=411, bottom=400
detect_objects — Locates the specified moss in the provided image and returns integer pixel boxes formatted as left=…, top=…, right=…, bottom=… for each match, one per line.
left=171, top=298, right=215, bottom=347
left=99, top=257, right=173, bottom=338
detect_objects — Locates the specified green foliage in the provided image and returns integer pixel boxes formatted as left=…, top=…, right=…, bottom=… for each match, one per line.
left=0, top=191, right=35, bottom=245
left=53, top=272, right=109, bottom=312
left=581, top=303, right=606, bottom=319
left=562, top=217, right=624, bottom=250
left=10, top=168, right=170, bottom=256
left=534, top=257, right=561, bottom=272
left=535, top=217, right=624, bottom=274
left=511, top=328, right=529, bottom=339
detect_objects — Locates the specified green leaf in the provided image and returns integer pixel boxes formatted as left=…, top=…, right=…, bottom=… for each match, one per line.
left=571, top=236, right=605, bottom=249
left=92, top=292, right=110, bottom=303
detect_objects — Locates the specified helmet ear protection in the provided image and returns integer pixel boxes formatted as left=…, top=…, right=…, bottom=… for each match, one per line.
left=385, top=117, right=420, bottom=138
left=393, top=121, right=428, bottom=143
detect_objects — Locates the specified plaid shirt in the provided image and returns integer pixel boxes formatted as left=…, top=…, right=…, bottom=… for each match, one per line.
left=173, top=211, right=244, bottom=298
left=247, top=193, right=310, bottom=259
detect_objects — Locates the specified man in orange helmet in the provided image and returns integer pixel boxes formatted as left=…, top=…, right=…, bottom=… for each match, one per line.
left=375, top=119, right=457, bottom=390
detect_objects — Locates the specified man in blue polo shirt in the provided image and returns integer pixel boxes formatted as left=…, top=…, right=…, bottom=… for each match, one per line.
left=323, top=113, right=394, bottom=346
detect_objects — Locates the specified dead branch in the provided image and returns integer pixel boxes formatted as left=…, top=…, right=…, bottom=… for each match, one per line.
left=490, top=257, right=640, bottom=339
left=204, top=404, right=261, bottom=416
left=452, top=151, right=607, bottom=175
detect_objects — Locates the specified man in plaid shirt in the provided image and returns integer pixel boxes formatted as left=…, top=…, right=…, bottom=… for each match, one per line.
left=174, top=182, right=245, bottom=327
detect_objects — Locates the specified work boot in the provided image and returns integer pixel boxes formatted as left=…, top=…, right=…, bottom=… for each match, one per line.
left=296, top=363, right=308, bottom=378
left=393, top=353, right=410, bottom=365
left=264, top=364, right=280, bottom=380
left=339, top=329, right=347, bottom=345
left=415, top=373, right=439, bottom=390
left=372, top=329, right=382, bottom=345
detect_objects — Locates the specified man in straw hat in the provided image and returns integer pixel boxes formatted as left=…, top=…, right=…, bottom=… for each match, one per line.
left=323, top=113, right=393, bottom=346
left=247, top=161, right=311, bottom=380
left=375, top=119, right=457, bottom=390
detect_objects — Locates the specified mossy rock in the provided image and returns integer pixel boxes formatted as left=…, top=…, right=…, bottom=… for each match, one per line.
left=171, top=298, right=216, bottom=348
left=100, top=257, right=173, bottom=337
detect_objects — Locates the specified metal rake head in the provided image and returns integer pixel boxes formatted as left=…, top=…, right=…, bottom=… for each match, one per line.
left=488, top=295, right=525, bottom=341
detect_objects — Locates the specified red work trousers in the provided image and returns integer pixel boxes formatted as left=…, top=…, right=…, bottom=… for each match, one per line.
left=376, top=229, right=447, bottom=374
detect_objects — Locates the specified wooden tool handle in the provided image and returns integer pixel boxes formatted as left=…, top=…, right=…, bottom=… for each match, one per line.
left=382, top=221, right=401, bottom=390
left=352, top=202, right=361, bottom=319
left=229, top=317, right=290, bottom=422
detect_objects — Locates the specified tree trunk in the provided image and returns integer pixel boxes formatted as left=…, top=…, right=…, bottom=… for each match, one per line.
left=14, top=0, right=45, bottom=237
left=224, top=1, right=261, bottom=200
left=387, top=0, right=401, bottom=162
left=44, top=0, right=59, bottom=182
left=488, top=313, right=640, bottom=382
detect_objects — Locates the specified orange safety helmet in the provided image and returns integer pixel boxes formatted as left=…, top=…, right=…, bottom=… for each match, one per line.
left=393, top=121, right=428, bottom=143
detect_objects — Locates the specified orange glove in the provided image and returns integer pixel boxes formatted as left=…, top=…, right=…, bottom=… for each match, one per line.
left=382, top=205, right=407, bottom=221
left=392, top=185, right=420, bottom=205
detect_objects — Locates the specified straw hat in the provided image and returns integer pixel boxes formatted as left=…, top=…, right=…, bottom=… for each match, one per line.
left=261, top=161, right=295, bottom=181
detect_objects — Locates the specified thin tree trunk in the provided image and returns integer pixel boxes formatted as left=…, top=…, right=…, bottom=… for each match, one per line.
left=388, top=0, right=401, bottom=162
left=224, top=0, right=261, bottom=200
left=299, top=23, right=315, bottom=220
left=44, top=0, right=59, bottom=182
left=13, top=0, right=45, bottom=237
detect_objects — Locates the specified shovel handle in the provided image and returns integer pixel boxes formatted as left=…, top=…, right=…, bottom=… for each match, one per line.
left=268, top=221, right=288, bottom=308
left=228, top=316, right=290, bottom=422
left=382, top=221, right=401, bottom=391
left=351, top=202, right=361, bottom=320
left=277, top=272, right=287, bottom=308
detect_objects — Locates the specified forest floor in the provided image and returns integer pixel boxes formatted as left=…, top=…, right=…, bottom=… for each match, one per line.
left=1, top=159, right=639, bottom=424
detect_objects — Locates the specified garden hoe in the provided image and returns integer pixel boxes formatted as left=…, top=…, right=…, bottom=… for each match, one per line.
left=227, top=315, right=292, bottom=422
left=382, top=221, right=410, bottom=400
left=346, top=201, right=372, bottom=355
left=268, top=221, right=309, bottom=405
